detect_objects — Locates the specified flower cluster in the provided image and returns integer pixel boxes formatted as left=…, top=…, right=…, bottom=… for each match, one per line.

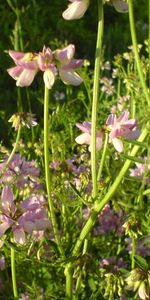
left=0, top=186, right=50, bottom=244
left=129, top=159, right=150, bottom=182
left=7, top=44, right=83, bottom=89
left=75, top=111, right=140, bottom=153
left=0, top=154, right=41, bottom=192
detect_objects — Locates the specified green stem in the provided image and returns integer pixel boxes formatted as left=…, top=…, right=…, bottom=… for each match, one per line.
left=97, top=132, right=108, bottom=181
left=44, top=86, right=64, bottom=256
left=148, top=0, right=150, bottom=87
left=11, top=248, right=18, bottom=298
left=128, top=0, right=150, bottom=106
left=131, top=237, right=136, bottom=269
left=91, top=0, right=104, bottom=198
left=0, top=127, right=21, bottom=179
left=72, top=126, right=148, bottom=256
left=65, top=263, right=73, bottom=299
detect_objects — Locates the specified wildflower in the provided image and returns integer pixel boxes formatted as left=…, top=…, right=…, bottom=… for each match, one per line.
left=126, top=268, right=150, bottom=300
left=106, top=110, right=140, bottom=152
left=54, top=44, right=83, bottom=86
left=7, top=50, right=39, bottom=87
left=62, top=0, right=89, bottom=20
left=129, top=159, right=150, bottom=182
left=100, top=77, right=115, bottom=96
left=38, top=46, right=57, bottom=89
left=75, top=121, right=103, bottom=151
left=9, top=112, right=37, bottom=131
left=0, top=186, right=50, bottom=245
left=100, top=256, right=126, bottom=272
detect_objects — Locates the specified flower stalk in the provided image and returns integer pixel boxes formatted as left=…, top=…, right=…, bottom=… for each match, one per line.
left=91, top=0, right=104, bottom=198
left=44, top=85, right=64, bottom=256
left=11, top=248, right=18, bottom=299
left=97, top=132, right=108, bottom=181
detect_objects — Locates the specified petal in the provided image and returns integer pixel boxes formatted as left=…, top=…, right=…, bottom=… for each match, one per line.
left=112, top=0, right=128, bottom=13
left=106, top=114, right=116, bottom=125
left=75, top=133, right=91, bottom=145
left=59, top=69, right=83, bottom=86
left=62, top=0, right=89, bottom=20
left=63, top=59, right=83, bottom=70
left=112, top=137, right=124, bottom=152
left=76, top=122, right=91, bottom=133
left=7, top=66, right=24, bottom=80
left=1, top=185, right=14, bottom=203
left=16, top=69, right=37, bottom=87
left=13, top=227, right=26, bottom=245
left=55, top=44, right=75, bottom=65
left=9, top=50, right=25, bottom=61
left=43, top=69, right=55, bottom=89
left=117, top=110, right=129, bottom=123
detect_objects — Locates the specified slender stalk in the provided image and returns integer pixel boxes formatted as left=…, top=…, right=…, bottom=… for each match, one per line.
left=91, top=0, right=104, bottom=198
left=128, top=0, right=150, bottom=106
left=148, top=0, right=150, bottom=87
left=97, top=132, right=108, bottom=181
left=44, top=86, right=64, bottom=256
left=11, top=248, right=18, bottom=299
left=131, top=237, right=136, bottom=269
left=72, top=126, right=148, bottom=256
left=0, top=127, right=21, bottom=179
left=65, top=263, right=73, bottom=299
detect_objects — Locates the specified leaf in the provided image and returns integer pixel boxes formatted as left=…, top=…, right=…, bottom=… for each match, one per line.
left=134, top=255, right=149, bottom=270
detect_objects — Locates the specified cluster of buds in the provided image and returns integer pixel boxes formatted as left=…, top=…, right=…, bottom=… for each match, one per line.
left=126, top=268, right=150, bottom=300
left=0, top=186, right=50, bottom=245
left=62, top=0, right=128, bottom=21
left=7, top=44, right=83, bottom=89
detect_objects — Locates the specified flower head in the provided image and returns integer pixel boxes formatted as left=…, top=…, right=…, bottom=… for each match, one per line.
left=38, top=46, right=57, bottom=89
left=75, top=121, right=103, bottom=151
left=7, top=50, right=39, bottom=87
left=104, top=0, right=128, bottom=13
left=62, top=0, right=90, bottom=20
left=106, top=111, right=140, bottom=152
left=9, top=112, right=37, bottom=131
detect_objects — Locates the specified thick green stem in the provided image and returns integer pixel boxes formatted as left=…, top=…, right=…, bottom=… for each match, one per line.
left=72, top=126, right=148, bottom=256
left=128, top=0, right=150, bottom=106
left=91, top=0, right=104, bottom=198
left=0, top=127, right=21, bottom=179
left=97, top=132, right=108, bottom=181
left=11, top=248, right=18, bottom=299
left=131, top=237, right=136, bottom=269
left=65, top=263, right=73, bottom=299
left=44, top=86, right=64, bottom=256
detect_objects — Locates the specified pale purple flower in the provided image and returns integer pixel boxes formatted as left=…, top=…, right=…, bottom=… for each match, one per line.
left=106, top=111, right=140, bottom=152
left=62, top=0, right=90, bottom=20
left=100, top=77, right=115, bottom=96
left=7, top=50, right=39, bottom=87
left=75, top=121, right=103, bottom=151
left=129, top=160, right=150, bottom=182
left=54, top=44, right=83, bottom=86
left=100, top=256, right=126, bottom=272
left=0, top=154, right=41, bottom=191
left=104, top=0, right=128, bottom=13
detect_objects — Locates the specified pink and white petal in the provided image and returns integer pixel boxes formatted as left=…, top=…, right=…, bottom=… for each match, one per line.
left=106, top=114, right=116, bottom=126
left=76, top=122, right=91, bottom=133
left=1, top=185, right=14, bottom=203
left=34, top=219, right=51, bottom=231
left=96, top=136, right=103, bottom=150
left=112, top=137, right=124, bottom=152
left=7, top=66, right=23, bottom=80
left=60, top=69, right=83, bottom=86
left=13, top=227, right=26, bottom=245
left=117, top=110, right=129, bottom=123
left=43, top=69, right=55, bottom=89
left=63, top=59, right=83, bottom=70
left=75, top=133, right=91, bottom=145
left=0, top=217, right=14, bottom=236
left=62, top=0, right=89, bottom=20
left=9, top=50, right=25, bottom=61
left=21, top=221, right=35, bottom=233
left=55, top=44, right=75, bottom=65
left=126, top=128, right=140, bottom=140
left=16, top=69, right=37, bottom=87
left=112, top=0, right=128, bottom=13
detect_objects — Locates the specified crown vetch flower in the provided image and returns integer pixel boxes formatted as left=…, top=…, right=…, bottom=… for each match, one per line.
left=54, top=44, right=83, bottom=86
left=104, top=0, right=128, bottom=13
left=38, top=46, right=57, bottom=89
left=75, top=121, right=103, bottom=151
left=106, top=110, right=140, bottom=152
left=7, top=50, right=39, bottom=87
left=62, top=0, right=90, bottom=20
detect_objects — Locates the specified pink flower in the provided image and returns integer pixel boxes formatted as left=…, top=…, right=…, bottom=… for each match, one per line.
left=38, top=46, right=57, bottom=89
left=54, top=44, right=83, bottom=86
left=129, top=159, right=150, bottom=182
left=62, top=0, right=89, bottom=20
left=75, top=121, right=103, bottom=151
left=7, top=50, right=39, bottom=87
left=106, top=111, right=140, bottom=152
